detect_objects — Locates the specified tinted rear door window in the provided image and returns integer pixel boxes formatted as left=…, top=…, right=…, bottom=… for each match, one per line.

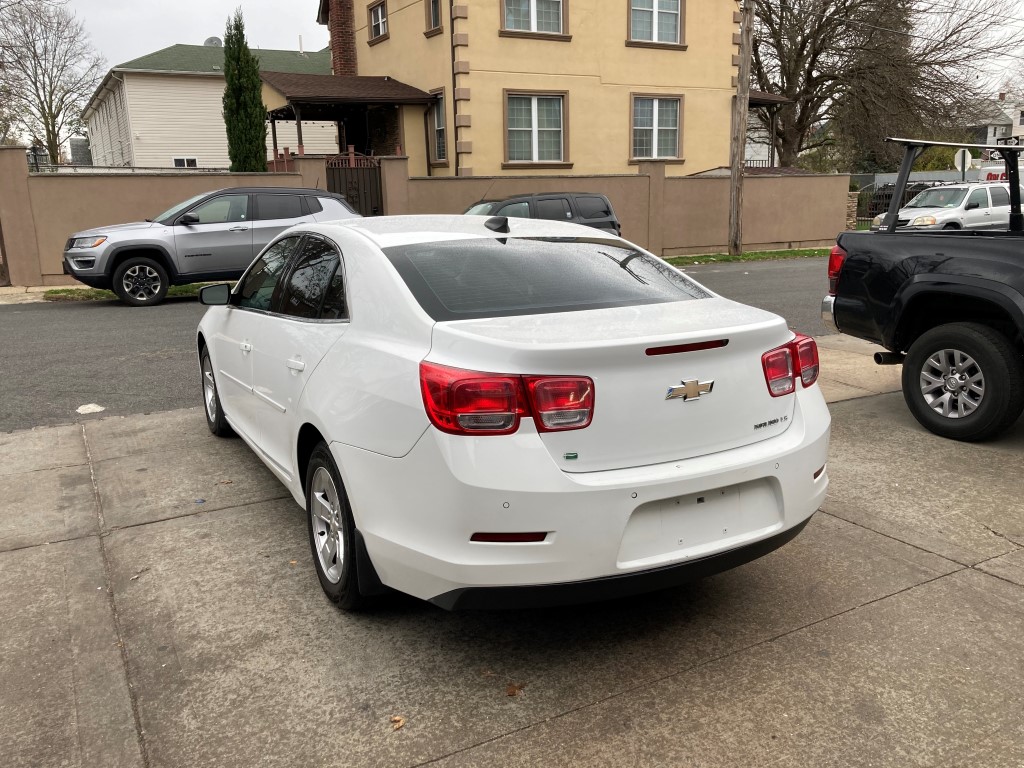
left=535, top=198, right=572, bottom=221
left=576, top=195, right=612, bottom=219
left=278, top=237, right=340, bottom=319
left=990, top=187, right=1010, bottom=207
left=383, top=238, right=709, bottom=321
left=256, top=194, right=304, bottom=221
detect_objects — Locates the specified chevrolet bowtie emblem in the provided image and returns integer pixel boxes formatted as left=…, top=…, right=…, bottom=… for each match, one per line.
left=665, top=379, right=714, bottom=401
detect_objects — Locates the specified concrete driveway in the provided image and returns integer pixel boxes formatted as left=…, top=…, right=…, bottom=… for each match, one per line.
left=2, top=341, right=1023, bottom=767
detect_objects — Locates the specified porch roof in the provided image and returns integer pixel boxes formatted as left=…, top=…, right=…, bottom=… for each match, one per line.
left=260, top=71, right=433, bottom=108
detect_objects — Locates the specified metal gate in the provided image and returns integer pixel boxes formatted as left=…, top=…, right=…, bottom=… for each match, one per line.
left=326, top=150, right=382, bottom=216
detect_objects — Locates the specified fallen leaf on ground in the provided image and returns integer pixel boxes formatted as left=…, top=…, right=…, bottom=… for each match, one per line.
left=219, top=479, right=233, bottom=485
left=289, top=560, right=297, bottom=567
left=129, top=567, right=151, bottom=581
left=390, top=715, right=406, bottom=731
left=506, top=683, right=527, bottom=697
left=480, top=668, right=496, bottom=678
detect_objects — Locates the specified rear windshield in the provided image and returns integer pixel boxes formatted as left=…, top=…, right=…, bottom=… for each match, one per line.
left=383, top=238, right=710, bottom=321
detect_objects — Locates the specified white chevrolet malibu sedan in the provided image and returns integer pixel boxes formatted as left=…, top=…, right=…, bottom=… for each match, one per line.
left=196, top=215, right=830, bottom=611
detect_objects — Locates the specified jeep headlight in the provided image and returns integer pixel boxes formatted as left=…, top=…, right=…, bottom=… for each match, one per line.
left=910, top=216, right=936, bottom=227
left=70, top=236, right=107, bottom=249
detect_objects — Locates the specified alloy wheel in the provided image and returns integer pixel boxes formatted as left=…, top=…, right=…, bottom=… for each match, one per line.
left=310, top=466, right=345, bottom=584
left=919, top=348, right=985, bottom=419
left=122, top=264, right=162, bottom=302
left=202, top=355, right=217, bottom=422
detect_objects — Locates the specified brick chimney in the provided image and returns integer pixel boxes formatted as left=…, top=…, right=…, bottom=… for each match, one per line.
left=999, top=92, right=1007, bottom=101
left=327, top=0, right=358, bottom=77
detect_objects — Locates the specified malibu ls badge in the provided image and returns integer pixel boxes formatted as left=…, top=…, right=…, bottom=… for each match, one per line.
left=665, top=379, right=714, bottom=401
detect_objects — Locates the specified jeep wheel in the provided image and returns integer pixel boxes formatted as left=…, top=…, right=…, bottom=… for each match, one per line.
left=902, top=323, right=1024, bottom=441
left=112, top=256, right=169, bottom=306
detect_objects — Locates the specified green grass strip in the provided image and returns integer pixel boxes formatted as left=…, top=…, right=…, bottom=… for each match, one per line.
left=665, top=247, right=830, bottom=267
left=44, top=284, right=205, bottom=302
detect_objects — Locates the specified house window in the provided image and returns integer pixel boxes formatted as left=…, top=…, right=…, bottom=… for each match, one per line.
left=173, top=157, right=198, bottom=168
left=369, top=1, right=388, bottom=42
left=630, top=0, right=681, bottom=44
left=504, top=0, right=563, bottom=34
left=1019, top=110, right=1024, bottom=126
left=426, top=0, right=442, bottom=32
left=507, top=93, right=564, bottom=162
left=431, top=92, right=447, bottom=163
left=631, top=97, right=680, bottom=159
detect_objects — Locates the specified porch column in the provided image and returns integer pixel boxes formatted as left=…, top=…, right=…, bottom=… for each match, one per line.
left=270, top=117, right=279, bottom=170
left=293, top=104, right=305, bottom=156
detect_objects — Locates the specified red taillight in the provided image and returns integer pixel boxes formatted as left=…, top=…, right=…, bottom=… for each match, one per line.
left=827, top=244, right=846, bottom=296
left=762, top=334, right=819, bottom=397
left=420, top=362, right=594, bottom=436
left=762, top=347, right=795, bottom=397
left=524, top=377, right=594, bottom=431
left=794, top=334, right=820, bottom=387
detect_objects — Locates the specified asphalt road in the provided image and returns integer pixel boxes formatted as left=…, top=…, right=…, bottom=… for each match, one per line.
left=0, top=256, right=831, bottom=432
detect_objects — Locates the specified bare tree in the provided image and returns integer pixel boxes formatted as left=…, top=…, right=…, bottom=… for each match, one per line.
left=0, top=0, right=104, bottom=162
left=750, top=0, right=1024, bottom=169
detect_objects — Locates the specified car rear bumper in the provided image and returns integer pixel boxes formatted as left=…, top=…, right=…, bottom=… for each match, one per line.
left=332, top=385, right=830, bottom=608
left=431, top=517, right=811, bottom=610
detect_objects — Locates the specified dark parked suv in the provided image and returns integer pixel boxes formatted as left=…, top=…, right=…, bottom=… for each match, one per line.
left=464, top=192, right=622, bottom=236
left=63, top=187, right=358, bottom=306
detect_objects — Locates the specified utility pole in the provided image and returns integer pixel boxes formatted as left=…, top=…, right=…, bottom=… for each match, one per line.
left=728, top=0, right=755, bottom=257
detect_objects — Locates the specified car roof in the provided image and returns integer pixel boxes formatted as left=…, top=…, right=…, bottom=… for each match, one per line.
left=310, top=214, right=620, bottom=249
left=474, top=192, right=609, bottom=203
left=206, top=187, right=343, bottom=196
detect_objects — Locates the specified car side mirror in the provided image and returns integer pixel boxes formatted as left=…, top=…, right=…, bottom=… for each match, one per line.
left=198, top=283, right=231, bottom=305
left=179, top=212, right=200, bottom=225
left=965, top=202, right=979, bottom=211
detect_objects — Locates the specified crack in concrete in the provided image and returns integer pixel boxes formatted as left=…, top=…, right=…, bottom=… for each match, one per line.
left=102, top=494, right=293, bottom=534
left=979, top=524, right=1024, bottom=549
left=82, top=423, right=151, bottom=768
left=405, top=568, right=964, bottom=768
left=820, top=509, right=971, bottom=567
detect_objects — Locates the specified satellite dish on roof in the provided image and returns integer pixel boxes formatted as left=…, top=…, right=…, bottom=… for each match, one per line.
left=204, top=36, right=222, bottom=47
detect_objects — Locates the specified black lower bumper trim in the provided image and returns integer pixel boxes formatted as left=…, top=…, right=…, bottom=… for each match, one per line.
left=430, top=517, right=812, bottom=611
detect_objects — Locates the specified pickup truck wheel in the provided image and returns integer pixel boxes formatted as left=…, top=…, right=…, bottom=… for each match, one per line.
left=112, top=256, right=169, bottom=306
left=902, top=323, right=1024, bottom=441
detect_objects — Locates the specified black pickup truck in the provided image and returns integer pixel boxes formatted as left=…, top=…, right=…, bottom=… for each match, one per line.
left=823, top=138, right=1024, bottom=442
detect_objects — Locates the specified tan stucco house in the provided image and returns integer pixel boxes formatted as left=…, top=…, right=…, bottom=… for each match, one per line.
left=83, top=44, right=341, bottom=168
left=314, top=0, right=745, bottom=177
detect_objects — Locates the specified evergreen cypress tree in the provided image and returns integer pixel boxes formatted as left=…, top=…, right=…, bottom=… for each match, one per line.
left=222, top=8, right=267, bottom=172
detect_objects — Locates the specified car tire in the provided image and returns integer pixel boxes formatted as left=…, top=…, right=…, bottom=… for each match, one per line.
left=200, top=347, right=234, bottom=437
left=112, top=256, right=169, bottom=306
left=306, top=443, right=366, bottom=611
left=902, top=322, right=1024, bottom=441
left=942, top=223, right=961, bottom=230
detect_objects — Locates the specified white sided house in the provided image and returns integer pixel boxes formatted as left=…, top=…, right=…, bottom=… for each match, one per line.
left=84, top=43, right=339, bottom=168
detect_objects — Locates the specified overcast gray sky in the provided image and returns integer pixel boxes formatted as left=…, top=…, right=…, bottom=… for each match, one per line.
left=70, top=0, right=330, bottom=66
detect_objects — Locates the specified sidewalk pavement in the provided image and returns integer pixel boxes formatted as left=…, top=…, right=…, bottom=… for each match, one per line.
left=2, top=383, right=1022, bottom=768
left=0, top=284, right=84, bottom=304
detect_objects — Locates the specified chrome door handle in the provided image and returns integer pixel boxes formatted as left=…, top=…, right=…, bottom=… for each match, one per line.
left=228, top=226, right=249, bottom=231
left=240, top=342, right=252, bottom=353
left=286, top=358, right=305, bottom=372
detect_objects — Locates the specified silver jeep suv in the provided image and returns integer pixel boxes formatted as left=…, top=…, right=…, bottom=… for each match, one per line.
left=63, top=187, right=358, bottom=306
